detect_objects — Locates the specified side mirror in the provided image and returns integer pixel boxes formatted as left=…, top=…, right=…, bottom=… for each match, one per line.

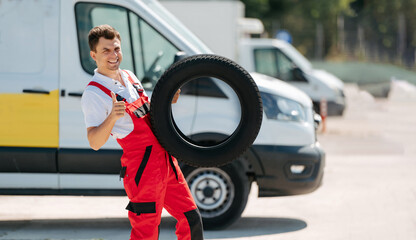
left=293, top=67, right=307, bottom=82
left=174, top=51, right=188, bottom=63
left=313, top=112, right=322, bottom=130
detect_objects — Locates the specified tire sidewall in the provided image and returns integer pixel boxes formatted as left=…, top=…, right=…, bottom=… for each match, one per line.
left=150, top=54, right=263, bottom=167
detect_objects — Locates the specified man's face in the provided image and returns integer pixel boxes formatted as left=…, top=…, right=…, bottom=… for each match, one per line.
left=90, top=37, right=123, bottom=72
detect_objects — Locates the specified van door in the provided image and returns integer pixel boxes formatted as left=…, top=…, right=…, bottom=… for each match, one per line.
left=0, top=0, right=59, bottom=189
left=58, top=1, right=196, bottom=189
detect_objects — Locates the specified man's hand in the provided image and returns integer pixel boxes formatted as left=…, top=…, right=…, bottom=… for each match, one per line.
left=87, top=92, right=125, bottom=151
left=110, top=91, right=126, bottom=120
left=172, top=89, right=181, bottom=104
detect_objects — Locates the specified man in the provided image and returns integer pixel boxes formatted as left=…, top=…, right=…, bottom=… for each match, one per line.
left=81, top=24, right=204, bottom=240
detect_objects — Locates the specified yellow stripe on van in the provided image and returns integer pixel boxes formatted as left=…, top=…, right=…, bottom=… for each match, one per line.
left=0, top=90, right=59, bottom=148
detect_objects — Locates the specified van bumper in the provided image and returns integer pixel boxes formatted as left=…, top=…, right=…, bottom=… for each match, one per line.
left=252, top=143, right=325, bottom=197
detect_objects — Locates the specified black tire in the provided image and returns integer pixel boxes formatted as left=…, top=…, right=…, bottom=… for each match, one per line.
left=150, top=54, right=263, bottom=167
left=181, top=161, right=251, bottom=230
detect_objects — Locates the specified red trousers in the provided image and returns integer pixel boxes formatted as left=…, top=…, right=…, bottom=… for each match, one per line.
left=122, top=144, right=203, bottom=240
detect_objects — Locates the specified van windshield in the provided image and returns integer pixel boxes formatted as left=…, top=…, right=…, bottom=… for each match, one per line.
left=142, top=0, right=212, bottom=53
left=279, top=43, right=312, bottom=71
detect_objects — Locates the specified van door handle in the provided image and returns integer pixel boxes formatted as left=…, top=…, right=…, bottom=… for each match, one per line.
left=23, top=89, right=50, bottom=94
left=67, top=92, right=83, bottom=97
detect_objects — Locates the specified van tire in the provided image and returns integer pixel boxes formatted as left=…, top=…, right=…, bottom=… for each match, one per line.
left=150, top=54, right=263, bottom=167
left=181, top=161, right=251, bottom=230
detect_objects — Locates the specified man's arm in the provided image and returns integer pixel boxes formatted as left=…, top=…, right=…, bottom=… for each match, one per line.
left=87, top=92, right=125, bottom=150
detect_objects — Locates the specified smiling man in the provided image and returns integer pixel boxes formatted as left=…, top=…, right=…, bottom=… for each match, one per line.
left=81, top=25, right=203, bottom=240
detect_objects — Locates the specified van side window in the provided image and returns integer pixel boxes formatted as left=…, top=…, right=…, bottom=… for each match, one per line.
left=254, top=48, right=295, bottom=82
left=253, top=49, right=278, bottom=78
left=128, top=12, right=180, bottom=90
left=75, top=3, right=179, bottom=90
left=275, top=50, right=295, bottom=81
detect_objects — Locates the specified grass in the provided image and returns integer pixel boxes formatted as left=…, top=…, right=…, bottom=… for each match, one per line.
left=311, top=61, right=416, bottom=97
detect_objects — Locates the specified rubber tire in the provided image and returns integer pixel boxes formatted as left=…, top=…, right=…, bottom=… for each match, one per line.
left=150, top=54, right=263, bottom=167
left=181, top=161, right=251, bottom=230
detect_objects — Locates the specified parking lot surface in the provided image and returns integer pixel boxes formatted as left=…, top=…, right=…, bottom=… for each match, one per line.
left=1, top=84, right=416, bottom=240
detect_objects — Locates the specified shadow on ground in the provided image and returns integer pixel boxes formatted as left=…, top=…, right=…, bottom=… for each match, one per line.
left=0, top=218, right=131, bottom=239
left=160, top=216, right=307, bottom=239
left=0, top=216, right=306, bottom=239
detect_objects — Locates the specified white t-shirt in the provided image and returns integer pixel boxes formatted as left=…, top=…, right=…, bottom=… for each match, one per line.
left=81, top=69, right=147, bottom=139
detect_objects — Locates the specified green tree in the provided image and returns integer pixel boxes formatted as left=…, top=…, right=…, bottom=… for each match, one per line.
left=339, top=0, right=416, bottom=66
left=241, top=0, right=354, bottom=58
left=241, top=0, right=416, bottom=65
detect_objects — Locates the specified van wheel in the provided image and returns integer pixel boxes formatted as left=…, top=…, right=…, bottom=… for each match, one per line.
left=150, top=54, right=263, bottom=167
left=182, top=161, right=251, bottom=230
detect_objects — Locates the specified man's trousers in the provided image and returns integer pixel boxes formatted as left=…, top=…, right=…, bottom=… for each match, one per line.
left=122, top=144, right=204, bottom=240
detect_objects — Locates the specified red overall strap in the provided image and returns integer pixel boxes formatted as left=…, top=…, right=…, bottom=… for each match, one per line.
left=122, top=70, right=144, bottom=94
left=122, top=70, right=136, bottom=85
left=87, top=81, right=126, bottom=102
left=87, top=81, right=112, bottom=98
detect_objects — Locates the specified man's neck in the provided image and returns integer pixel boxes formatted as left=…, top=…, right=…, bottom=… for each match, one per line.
left=97, top=68, right=121, bottom=82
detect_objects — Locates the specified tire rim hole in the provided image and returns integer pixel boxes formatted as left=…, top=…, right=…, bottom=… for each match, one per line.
left=170, top=76, right=242, bottom=147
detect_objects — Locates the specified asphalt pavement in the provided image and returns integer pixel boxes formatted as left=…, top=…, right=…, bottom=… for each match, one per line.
left=1, top=83, right=416, bottom=240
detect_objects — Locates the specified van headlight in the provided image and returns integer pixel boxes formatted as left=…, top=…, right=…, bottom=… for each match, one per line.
left=260, top=92, right=306, bottom=122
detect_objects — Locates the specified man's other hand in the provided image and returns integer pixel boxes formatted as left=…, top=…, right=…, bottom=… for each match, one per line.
left=172, top=89, right=181, bottom=104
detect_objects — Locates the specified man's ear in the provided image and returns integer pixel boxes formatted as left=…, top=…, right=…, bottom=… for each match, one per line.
left=90, top=51, right=96, bottom=61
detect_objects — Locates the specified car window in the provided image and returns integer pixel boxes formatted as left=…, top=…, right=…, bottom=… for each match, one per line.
left=129, top=12, right=179, bottom=90
left=275, top=49, right=295, bottom=81
left=254, top=48, right=296, bottom=82
left=254, top=48, right=279, bottom=78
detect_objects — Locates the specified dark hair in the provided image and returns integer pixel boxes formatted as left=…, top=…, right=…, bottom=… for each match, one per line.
left=88, top=24, right=121, bottom=52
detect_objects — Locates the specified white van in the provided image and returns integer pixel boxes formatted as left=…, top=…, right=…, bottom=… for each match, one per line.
left=0, top=0, right=324, bottom=229
left=160, top=0, right=346, bottom=116
left=239, top=38, right=346, bottom=116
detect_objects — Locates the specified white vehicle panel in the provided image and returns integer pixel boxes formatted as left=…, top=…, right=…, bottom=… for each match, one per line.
left=0, top=173, right=58, bottom=189
left=251, top=73, right=313, bottom=107
left=59, top=174, right=123, bottom=189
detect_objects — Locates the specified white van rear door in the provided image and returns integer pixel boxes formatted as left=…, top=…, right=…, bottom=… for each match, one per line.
left=0, top=0, right=59, bottom=188
left=0, top=0, right=60, bottom=149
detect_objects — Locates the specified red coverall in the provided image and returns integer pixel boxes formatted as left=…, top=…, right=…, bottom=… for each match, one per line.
left=87, top=71, right=203, bottom=240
